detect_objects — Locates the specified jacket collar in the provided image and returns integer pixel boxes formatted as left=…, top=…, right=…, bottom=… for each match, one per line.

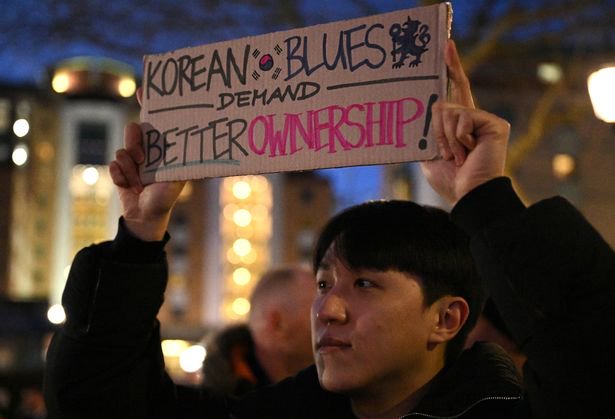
left=403, top=342, right=523, bottom=418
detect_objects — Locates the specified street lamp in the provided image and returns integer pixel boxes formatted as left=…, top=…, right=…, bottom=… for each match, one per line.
left=587, top=65, right=615, bottom=123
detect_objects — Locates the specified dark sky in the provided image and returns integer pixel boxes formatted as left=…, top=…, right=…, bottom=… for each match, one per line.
left=0, top=0, right=433, bottom=85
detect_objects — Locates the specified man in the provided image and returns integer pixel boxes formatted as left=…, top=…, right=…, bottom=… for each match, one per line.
left=44, top=40, right=614, bottom=418
left=202, top=266, right=315, bottom=396
left=307, top=198, right=513, bottom=417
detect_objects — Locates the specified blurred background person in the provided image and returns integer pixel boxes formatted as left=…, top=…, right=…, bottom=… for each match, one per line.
left=466, top=298, right=527, bottom=376
left=202, top=265, right=315, bottom=396
left=14, top=387, right=47, bottom=419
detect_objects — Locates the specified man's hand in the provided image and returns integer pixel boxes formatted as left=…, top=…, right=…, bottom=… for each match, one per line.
left=109, top=122, right=185, bottom=241
left=421, top=40, right=510, bottom=205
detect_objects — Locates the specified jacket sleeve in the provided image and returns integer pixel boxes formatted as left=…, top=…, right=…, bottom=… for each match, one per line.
left=43, top=219, right=342, bottom=419
left=451, top=177, right=615, bottom=417
left=43, top=219, right=231, bottom=419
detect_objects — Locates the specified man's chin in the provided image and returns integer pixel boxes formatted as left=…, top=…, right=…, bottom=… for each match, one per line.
left=316, top=365, right=358, bottom=394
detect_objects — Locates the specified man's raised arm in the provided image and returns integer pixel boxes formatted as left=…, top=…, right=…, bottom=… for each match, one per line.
left=422, top=40, right=615, bottom=417
left=44, top=122, right=188, bottom=419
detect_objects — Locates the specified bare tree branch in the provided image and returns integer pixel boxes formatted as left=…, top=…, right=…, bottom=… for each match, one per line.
left=505, top=81, right=566, bottom=175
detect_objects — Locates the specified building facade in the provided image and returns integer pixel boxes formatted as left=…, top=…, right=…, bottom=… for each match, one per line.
left=0, top=58, right=334, bottom=328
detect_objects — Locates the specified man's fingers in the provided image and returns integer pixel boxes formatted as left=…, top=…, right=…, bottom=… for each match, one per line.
left=446, top=40, right=475, bottom=109
left=114, top=148, right=144, bottom=194
left=109, top=161, right=129, bottom=188
left=433, top=103, right=483, bottom=166
left=442, top=107, right=468, bottom=166
left=124, top=123, right=145, bottom=164
left=471, top=108, right=511, bottom=145
left=432, top=102, right=453, bottom=161
left=456, top=112, right=477, bottom=150
left=112, top=122, right=147, bottom=194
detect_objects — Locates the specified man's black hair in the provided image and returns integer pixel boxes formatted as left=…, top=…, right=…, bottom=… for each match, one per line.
left=312, top=200, right=485, bottom=363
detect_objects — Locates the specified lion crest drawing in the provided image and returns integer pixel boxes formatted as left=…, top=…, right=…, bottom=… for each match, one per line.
left=389, top=16, right=431, bottom=69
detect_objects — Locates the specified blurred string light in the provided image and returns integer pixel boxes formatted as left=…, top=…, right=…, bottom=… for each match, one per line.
left=179, top=345, right=207, bottom=373
left=552, top=153, right=576, bottom=179
left=12, top=144, right=28, bottom=166
left=47, top=304, right=66, bottom=324
left=233, top=208, right=252, bottom=227
left=220, top=176, right=272, bottom=321
left=233, top=238, right=252, bottom=256
left=13, top=118, right=30, bottom=137
left=232, top=298, right=251, bottom=316
left=51, top=72, right=71, bottom=93
left=233, top=267, right=251, bottom=286
left=587, top=65, right=615, bottom=123
left=537, top=63, right=562, bottom=84
left=82, top=166, right=100, bottom=185
left=118, top=77, right=137, bottom=98
left=232, top=181, right=252, bottom=199
left=161, top=340, right=207, bottom=374
left=161, top=339, right=190, bottom=358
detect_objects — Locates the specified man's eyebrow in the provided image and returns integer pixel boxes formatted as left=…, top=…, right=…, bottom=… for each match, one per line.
left=317, top=260, right=331, bottom=271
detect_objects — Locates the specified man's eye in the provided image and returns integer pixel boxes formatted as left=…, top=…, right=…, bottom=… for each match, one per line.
left=355, top=279, right=375, bottom=288
left=317, top=280, right=329, bottom=290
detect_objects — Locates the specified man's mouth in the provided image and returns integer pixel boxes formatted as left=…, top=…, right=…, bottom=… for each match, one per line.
left=316, top=336, right=352, bottom=353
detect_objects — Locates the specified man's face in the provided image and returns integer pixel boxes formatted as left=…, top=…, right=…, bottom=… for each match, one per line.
left=311, top=248, right=439, bottom=396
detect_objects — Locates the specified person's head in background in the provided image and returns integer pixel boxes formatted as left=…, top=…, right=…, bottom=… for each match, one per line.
left=248, top=265, right=316, bottom=382
left=466, top=298, right=526, bottom=375
left=311, top=200, right=486, bottom=415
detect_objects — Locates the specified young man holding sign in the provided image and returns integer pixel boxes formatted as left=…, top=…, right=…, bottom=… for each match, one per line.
left=44, top=41, right=614, bottom=418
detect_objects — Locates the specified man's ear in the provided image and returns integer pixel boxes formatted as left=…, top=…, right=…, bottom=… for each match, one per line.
left=428, top=296, right=469, bottom=344
left=266, top=309, right=283, bottom=335
left=254, top=309, right=284, bottom=351
left=266, top=308, right=295, bottom=352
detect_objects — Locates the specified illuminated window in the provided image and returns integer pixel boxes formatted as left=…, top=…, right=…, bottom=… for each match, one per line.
left=0, top=98, right=10, bottom=134
left=77, top=122, right=108, bottom=165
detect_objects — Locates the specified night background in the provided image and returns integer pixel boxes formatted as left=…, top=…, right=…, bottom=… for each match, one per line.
left=1, top=0, right=614, bottom=417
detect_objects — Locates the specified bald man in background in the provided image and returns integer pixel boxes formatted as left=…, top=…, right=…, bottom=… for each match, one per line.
left=202, top=266, right=315, bottom=396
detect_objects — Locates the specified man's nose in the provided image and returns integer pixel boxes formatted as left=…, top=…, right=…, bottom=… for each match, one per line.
left=315, top=292, right=348, bottom=325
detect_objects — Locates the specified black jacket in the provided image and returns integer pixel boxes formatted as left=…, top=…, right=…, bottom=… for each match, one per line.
left=451, top=178, right=615, bottom=418
left=43, top=223, right=521, bottom=419
left=44, top=177, right=614, bottom=418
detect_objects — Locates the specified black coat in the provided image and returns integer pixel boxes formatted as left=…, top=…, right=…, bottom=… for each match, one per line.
left=451, top=177, right=615, bottom=418
left=43, top=227, right=522, bottom=419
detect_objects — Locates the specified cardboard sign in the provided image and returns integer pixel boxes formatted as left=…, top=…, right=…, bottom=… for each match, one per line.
left=140, top=2, right=452, bottom=183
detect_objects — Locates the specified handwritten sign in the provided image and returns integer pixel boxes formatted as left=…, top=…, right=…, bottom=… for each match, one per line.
left=140, top=2, right=452, bottom=183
